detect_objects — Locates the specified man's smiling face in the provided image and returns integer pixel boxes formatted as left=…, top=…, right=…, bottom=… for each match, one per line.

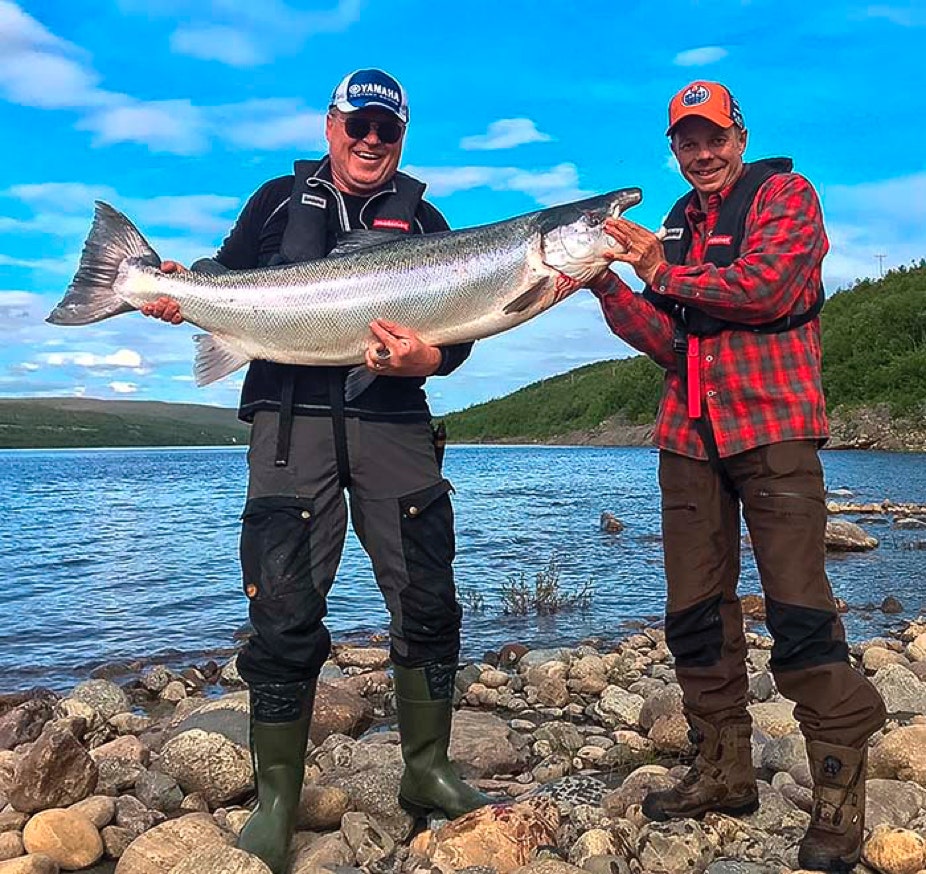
left=671, top=116, right=747, bottom=203
left=326, top=107, right=405, bottom=196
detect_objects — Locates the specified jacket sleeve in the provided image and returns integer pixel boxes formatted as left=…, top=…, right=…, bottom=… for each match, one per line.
left=214, top=177, right=293, bottom=270
left=650, top=174, right=828, bottom=323
left=592, top=273, right=678, bottom=370
left=416, top=199, right=474, bottom=376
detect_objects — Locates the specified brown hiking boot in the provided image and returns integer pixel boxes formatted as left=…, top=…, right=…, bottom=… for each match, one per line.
left=642, top=715, right=759, bottom=822
left=798, top=741, right=867, bottom=873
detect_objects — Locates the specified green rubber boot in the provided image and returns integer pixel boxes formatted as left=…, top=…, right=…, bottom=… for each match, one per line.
left=237, top=682, right=315, bottom=874
left=394, top=663, right=503, bottom=820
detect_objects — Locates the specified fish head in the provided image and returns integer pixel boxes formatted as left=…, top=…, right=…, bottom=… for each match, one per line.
left=541, top=186, right=642, bottom=287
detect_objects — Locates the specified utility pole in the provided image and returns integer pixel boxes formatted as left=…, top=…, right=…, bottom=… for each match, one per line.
left=875, top=253, right=886, bottom=278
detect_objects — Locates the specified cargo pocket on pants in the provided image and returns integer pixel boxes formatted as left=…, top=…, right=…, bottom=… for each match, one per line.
left=240, top=495, right=314, bottom=601
left=399, top=479, right=455, bottom=572
left=396, top=479, right=461, bottom=660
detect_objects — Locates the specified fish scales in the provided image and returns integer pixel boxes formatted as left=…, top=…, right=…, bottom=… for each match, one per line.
left=47, top=189, right=641, bottom=383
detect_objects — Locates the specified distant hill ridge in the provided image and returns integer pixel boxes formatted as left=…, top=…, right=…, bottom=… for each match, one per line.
left=3, top=264, right=924, bottom=450
left=0, top=398, right=247, bottom=449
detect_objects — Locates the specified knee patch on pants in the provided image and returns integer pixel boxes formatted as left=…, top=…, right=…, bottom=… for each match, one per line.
left=665, top=594, right=725, bottom=668
left=765, top=596, right=849, bottom=672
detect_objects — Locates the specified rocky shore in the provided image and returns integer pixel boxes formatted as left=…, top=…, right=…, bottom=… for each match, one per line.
left=8, top=616, right=926, bottom=874
left=523, top=405, right=926, bottom=452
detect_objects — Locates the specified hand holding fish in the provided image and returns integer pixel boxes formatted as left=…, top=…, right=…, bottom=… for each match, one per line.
left=140, top=262, right=187, bottom=324
left=141, top=294, right=183, bottom=324
left=366, top=319, right=443, bottom=377
left=603, top=218, right=667, bottom=286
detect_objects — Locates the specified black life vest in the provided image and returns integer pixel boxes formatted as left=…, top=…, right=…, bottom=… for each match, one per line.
left=277, top=157, right=426, bottom=263
left=238, top=158, right=429, bottom=423
left=641, top=157, right=824, bottom=335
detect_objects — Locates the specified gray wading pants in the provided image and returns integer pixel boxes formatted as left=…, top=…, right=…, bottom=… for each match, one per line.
left=660, top=440, right=886, bottom=747
left=236, top=411, right=462, bottom=686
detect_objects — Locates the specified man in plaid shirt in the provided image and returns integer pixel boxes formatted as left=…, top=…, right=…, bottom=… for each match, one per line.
left=590, top=81, right=885, bottom=872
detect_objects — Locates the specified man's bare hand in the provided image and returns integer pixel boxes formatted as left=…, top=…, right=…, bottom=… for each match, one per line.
left=603, top=218, right=668, bottom=287
left=140, top=261, right=186, bottom=324
left=365, top=319, right=442, bottom=377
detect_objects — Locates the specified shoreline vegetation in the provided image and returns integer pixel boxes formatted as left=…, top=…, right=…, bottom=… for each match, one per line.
left=6, top=613, right=926, bottom=872
left=3, top=264, right=924, bottom=452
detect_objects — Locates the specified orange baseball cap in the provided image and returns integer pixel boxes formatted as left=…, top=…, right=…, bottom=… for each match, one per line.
left=667, top=81, right=745, bottom=135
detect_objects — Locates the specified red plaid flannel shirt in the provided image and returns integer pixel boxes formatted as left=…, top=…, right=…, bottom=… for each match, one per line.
left=594, top=171, right=829, bottom=459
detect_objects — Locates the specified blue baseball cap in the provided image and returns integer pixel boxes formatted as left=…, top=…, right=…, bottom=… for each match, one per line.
left=329, top=68, right=409, bottom=124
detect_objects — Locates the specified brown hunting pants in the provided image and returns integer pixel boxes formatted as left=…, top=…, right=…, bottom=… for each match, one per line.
left=659, top=440, right=885, bottom=747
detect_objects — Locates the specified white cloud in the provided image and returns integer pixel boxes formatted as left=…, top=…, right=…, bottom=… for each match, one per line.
left=673, top=46, right=729, bottom=66
left=866, top=5, right=926, bottom=26
left=130, top=195, right=241, bottom=234
left=0, top=4, right=335, bottom=154
left=0, top=51, right=106, bottom=109
left=460, top=119, right=552, bottom=151
left=406, top=162, right=591, bottom=207
left=506, top=165, right=587, bottom=204
left=821, top=171, right=926, bottom=287
left=0, top=253, right=73, bottom=272
left=295, top=0, right=363, bottom=33
left=6, top=182, right=115, bottom=210
left=1, top=187, right=241, bottom=263
left=121, top=0, right=363, bottom=67
left=0, top=1, right=111, bottom=109
left=108, top=381, right=138, bottom=394
left=0, top=0, right=62, bottom=49
left=78, top=100, right=209, bottom=155
left=824, top=171, right=926, bottom=224
left=170, top=25, right=262, bottom=67
left=43, top=348, right=143, bottom=369
left=214, top=99, right=327, bottom=150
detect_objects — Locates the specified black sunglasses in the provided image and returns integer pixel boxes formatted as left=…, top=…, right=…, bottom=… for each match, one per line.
left=342, top=116, right=404, bottom=145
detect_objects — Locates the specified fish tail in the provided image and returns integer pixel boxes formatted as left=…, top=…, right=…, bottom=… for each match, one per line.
left=46, top=201, right=161, bottom=325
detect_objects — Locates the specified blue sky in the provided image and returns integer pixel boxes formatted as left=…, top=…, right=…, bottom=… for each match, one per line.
left=1, top=0, right=923, bottom=415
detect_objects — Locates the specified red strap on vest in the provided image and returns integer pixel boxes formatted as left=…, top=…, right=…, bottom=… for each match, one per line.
left=687, top=335, right=701, bottom=419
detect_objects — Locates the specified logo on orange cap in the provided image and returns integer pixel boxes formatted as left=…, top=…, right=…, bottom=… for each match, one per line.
left=667, top=81, right=745, bottom=135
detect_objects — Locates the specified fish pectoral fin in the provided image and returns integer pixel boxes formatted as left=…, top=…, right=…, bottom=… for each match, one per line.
left=329, top=230, right=402, bottom=257
left=344, top=366, right=378, bottom=402
left=503, top=278, right=550, bottom=315
left=193, top=334, right=250, bottom=386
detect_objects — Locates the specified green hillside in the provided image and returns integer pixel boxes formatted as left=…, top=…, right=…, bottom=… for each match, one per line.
left=444, top=355, right=664, bottom=443
left=0, top=398, right=248, bottom=449
left=445, top=263, right=926, bottom=443
left=821, top=262, right=926, bottom=415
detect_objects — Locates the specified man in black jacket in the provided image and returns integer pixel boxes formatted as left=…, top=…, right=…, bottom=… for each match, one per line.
left=144, top=68, right=494, bottom=873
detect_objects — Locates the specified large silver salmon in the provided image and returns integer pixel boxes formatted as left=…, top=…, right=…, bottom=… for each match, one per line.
left=47, top=188, right=641, bottom=386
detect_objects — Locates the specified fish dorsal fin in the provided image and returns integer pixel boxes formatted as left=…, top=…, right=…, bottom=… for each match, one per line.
left=190, top=258, right=231, bottom=276
left=329, top=230, right=402, bottom=257
left=193, top=334, right=250, bottom=386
